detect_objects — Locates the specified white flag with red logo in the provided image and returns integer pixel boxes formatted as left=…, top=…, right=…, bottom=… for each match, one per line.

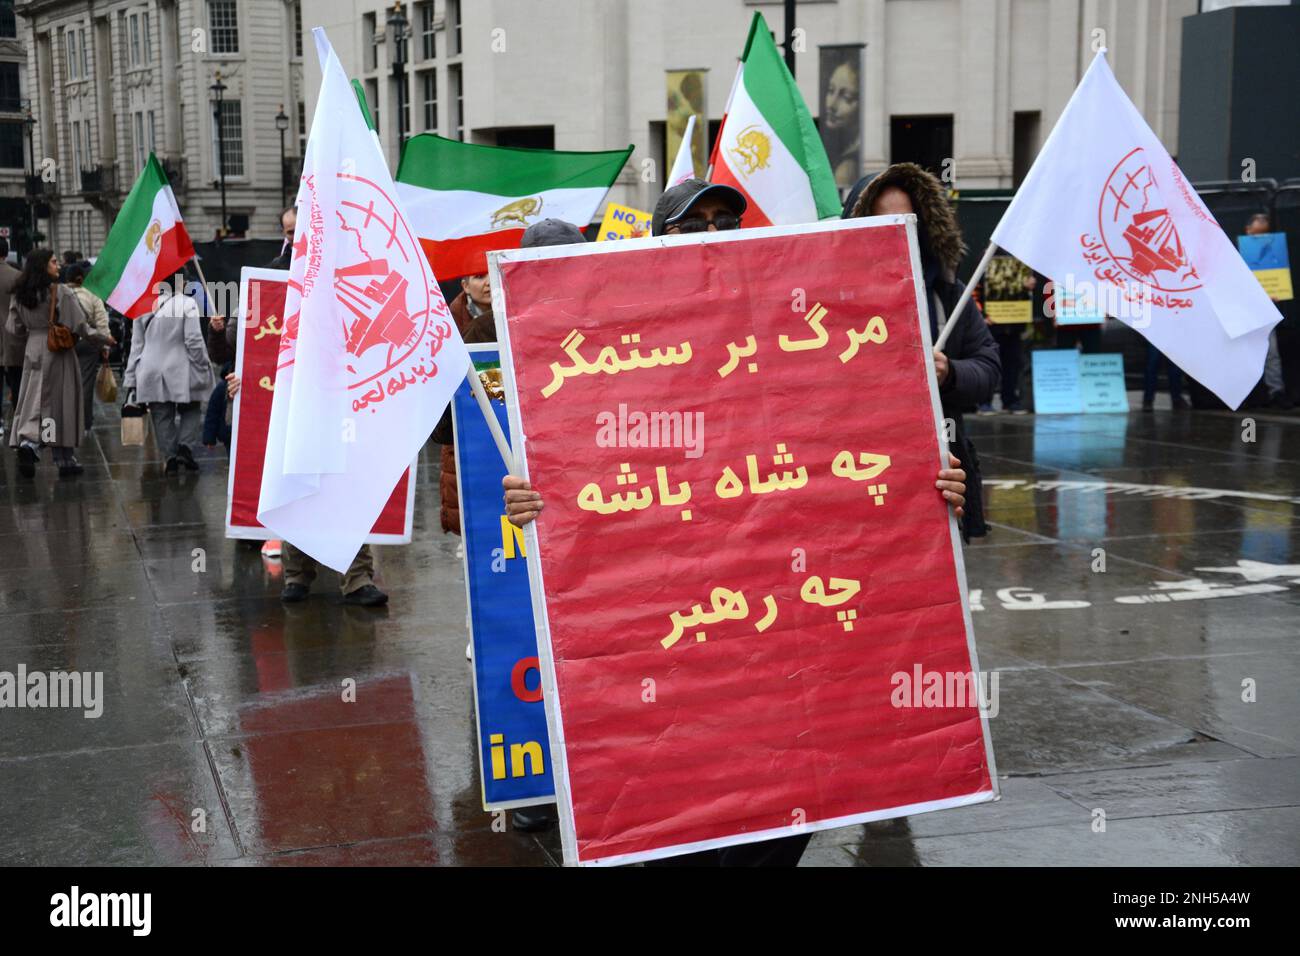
left=991, top=51, right=1281, bottom=410
left=258, top=28, right=469, bottom=571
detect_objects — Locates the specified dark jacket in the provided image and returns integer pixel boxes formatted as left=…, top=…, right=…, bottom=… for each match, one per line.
left=432, top=290, right=495, bottom=535
left=851, top=162, right=999, bottom=539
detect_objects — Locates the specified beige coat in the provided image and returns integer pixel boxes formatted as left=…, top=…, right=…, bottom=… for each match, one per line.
left=71, top=285, right=112, bottom=342
left=0, top=261, right=21, bottom=368
left=6, top=284, right=108, bottom=448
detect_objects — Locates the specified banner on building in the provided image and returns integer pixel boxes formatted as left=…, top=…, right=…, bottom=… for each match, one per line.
left=226, top=268, right=415, bottom=542
left=490, top=216, right=997, bottom=866
left=818, top=44, right=866, bottom=194
left=596, top=203, right=653, bottom=242
left=666, top=69, right=708, bottom=182
left=983, top=255, right=1034, bottom=324
left=452, top=344, right=555, bottom=810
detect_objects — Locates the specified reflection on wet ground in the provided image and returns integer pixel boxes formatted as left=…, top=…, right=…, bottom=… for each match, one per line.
left=1, top=405, right=1297, bottom=865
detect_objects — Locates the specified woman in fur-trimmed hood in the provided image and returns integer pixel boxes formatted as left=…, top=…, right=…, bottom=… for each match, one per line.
left=849, top=163, right=1000, bottom=539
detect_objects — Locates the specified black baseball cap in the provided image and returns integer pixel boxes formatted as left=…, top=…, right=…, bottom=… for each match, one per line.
left=520, top=218, right=588, bottom=248
left=651, top=178, right=747, bottom=236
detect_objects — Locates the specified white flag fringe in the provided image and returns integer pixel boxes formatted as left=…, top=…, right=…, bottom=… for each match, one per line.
left=991, top=50, right=1281, bottom=410
left=258, top=27, right=470, bottom=571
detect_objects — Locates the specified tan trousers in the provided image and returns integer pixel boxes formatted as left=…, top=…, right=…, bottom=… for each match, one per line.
left=281, top=542, right=375, bottom=595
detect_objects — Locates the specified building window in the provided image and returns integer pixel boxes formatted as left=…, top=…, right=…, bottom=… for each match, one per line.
left=83, top=119, right=92, bottom=166
left=421, top=70, right=436, bottom=132
left=65, top=30, right=78, bottom=80
left=365, top=78, right=379, bottom=133
left=133, top=112, right=145, bottom=175
left=72, top=122, right=83, bottom=184
left=80, top=28, right=89, bottom=77
left=293, top=2, right=303, bottom=58
left=129, top=14, right=141, bottom=66
left=0, top=120, right=24, bottom=169
left=448, top=0, right=461, bottom=55
left=0, top=62, right=19, bottom=113
left=0, top=3, right=17, bottom=39
left=147, top=111, right=157, bottom=154
left=449, top=63, right=462, bottom=140
left=209, top=0, right=239, bottom=55
left=143, top=12, right=153, bottom=63
left=363, top=13, right=377, bottom=71
left=213, top=99, right=243, bottom=177
left=419, top=2, right=434, bottom=60
left=297, top=100, right=306, bottom=155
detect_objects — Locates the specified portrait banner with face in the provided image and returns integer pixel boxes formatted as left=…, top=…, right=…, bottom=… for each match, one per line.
left=983, top=255, right=1034, bottom=324
left=666, top=69, right=708, bottom=182
left=490, top=216, right=997, bottom=866
left=819, top=45, right=865, bottom=194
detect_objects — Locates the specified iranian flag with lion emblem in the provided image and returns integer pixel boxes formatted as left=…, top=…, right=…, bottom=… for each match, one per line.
left=709, top=12, right=840, bottom=227
left=396, top=136, right=631, bottom=280
left=84, top=154, right=194, bottom=318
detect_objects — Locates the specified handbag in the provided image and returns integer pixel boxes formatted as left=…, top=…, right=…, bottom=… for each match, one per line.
left=96, top=359, right=119, bottom=403
left=46, top=285, right=75, bottom=353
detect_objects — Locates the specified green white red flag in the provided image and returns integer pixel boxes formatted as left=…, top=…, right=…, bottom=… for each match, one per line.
left=709, top=12, right=840, bottom=227
left=84, top=154, right=194, bottom=318
left=395, top=135, right=631, bottom=279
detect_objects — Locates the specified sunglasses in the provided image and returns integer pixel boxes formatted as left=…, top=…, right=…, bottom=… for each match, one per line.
left=671, top=212, right=741, bottom=234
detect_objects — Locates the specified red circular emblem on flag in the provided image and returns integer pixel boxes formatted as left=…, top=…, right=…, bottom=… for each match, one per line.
left=1097, top=147, right=1202, bottom=294
left=331, top=173, right=445, bottom=390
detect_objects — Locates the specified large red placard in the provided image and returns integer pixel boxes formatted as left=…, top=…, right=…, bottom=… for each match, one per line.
left=494, top=217, right=995, bottom=865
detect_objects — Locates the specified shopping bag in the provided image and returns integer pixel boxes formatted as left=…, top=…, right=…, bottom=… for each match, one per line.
left=121, top=404, right=147, bottom=446
left=96, top=362, right=118, bottom=403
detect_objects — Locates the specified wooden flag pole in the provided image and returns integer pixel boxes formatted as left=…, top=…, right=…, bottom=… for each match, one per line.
left=934, top=241, right=998, bottom=351
left=466, top=363, right=517, bottom=475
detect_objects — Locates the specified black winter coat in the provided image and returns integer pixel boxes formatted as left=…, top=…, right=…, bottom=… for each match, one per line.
left=926, top=263, right=1000, bottom=540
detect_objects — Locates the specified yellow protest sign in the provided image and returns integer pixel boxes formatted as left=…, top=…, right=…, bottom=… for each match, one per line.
left=597, top=203, right=653, bottom=242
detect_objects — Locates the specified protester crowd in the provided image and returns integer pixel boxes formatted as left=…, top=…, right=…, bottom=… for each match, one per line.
left=1, top=160, right=1293, bottom=864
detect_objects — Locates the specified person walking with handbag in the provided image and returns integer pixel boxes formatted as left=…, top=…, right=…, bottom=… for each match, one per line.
left=65, top=261, right=116, bottom=435
left=5, top=248, right=110, bottom=477
left=122, top=282, right=215, bottom=474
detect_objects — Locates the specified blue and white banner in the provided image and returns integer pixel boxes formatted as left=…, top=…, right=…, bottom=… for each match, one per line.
left=452, top=345, right=555, bottom=810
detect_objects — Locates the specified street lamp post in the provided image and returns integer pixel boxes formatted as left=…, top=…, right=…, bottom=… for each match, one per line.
left=275, top=105, right=290, bottom=210
left=210, top=71, right=229, bottom=239
left=387, top=3, right=410, bottom=148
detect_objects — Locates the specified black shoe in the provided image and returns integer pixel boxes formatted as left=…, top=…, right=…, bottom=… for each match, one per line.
left=512, top=807, right=556, bottom=833
left=281, top=582, right=310, bottom=603
left=58, top=458, right=84, bottom=477
left=164, top=456, right=180, bottom=475
left=343, top=584, right=388, bottom=607
left=177, top=444, right=199, bottom=471
left=1171, top=396, right=1189, bottom=410
left=17, top=444, right=37, bottom=478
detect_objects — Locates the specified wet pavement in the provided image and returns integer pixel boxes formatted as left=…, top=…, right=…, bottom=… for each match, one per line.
left=2, top=400, right=1298, bottom=866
